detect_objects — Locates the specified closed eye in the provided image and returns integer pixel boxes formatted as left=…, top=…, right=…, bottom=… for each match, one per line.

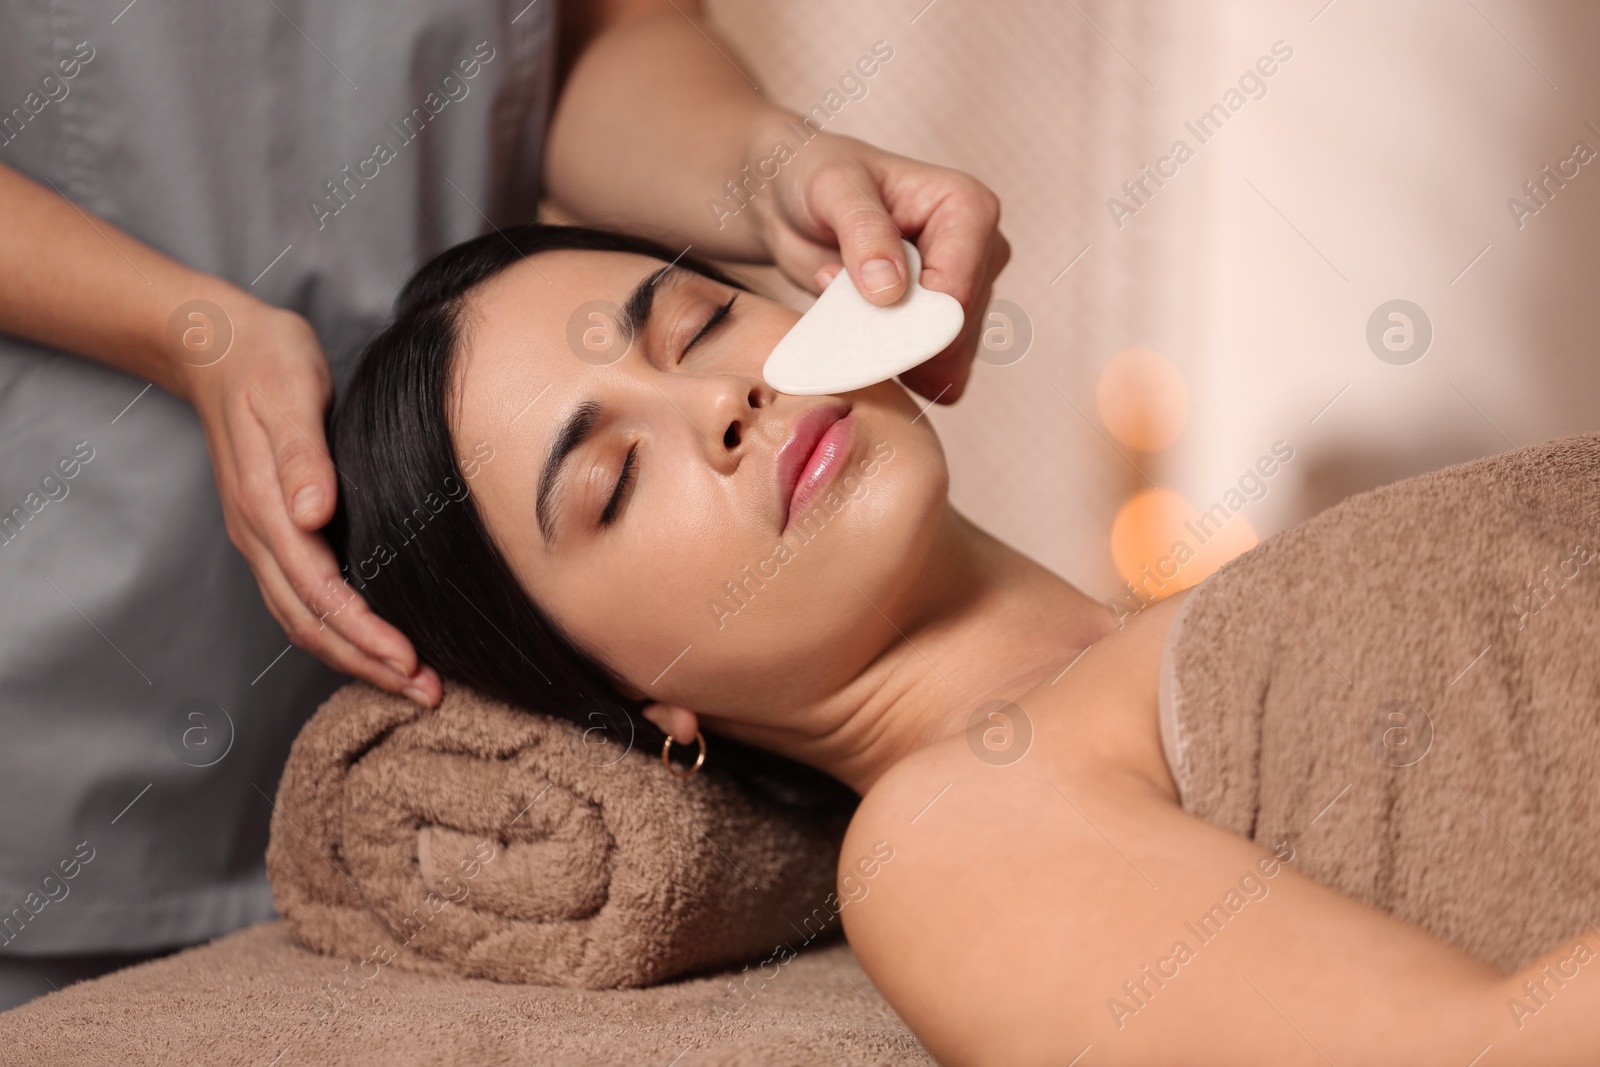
left=678, top=293, right=737, bottom=362
left=599, top=442, right=637, bottom=527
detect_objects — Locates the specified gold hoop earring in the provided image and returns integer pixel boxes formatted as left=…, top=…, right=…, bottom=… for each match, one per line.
left=662, top=730, right=706, bottom=779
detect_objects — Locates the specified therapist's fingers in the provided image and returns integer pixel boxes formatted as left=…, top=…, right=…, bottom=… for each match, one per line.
left=246, top=532, right=441, bottom=705
left=805, top=163, right=910, bottom=306
left=241, top=512, right=442, bottom=705
left=906, top=172, right=1006, bottom=315
left=883, top=172, right=1007, bottom=404
left=229, top=383, right=440, bottom=704
left=898, top=228, right=1011, bottom=405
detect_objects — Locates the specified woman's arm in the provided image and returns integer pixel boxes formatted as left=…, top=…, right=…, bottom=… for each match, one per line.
left=842, top=748, right=1594, bottom=1066
left=0, top=162, right=440, bottom=704
left=546, top=0, right=1009, bottom=403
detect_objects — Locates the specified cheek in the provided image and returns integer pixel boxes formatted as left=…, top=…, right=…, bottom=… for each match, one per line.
left=542, top=477, right=752, bottom=683
left=848, top=381, right=949, bottom=508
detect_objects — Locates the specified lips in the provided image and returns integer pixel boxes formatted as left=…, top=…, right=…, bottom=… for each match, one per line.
left=775, top=401, right=853, bottom=530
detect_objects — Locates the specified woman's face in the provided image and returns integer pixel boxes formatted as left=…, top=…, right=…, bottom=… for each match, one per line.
left=450, top=250, right=950, bottom=720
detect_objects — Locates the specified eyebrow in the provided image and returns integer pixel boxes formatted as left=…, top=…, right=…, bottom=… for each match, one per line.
left=622, top=263, right=679, bottom=346
left=534, top=263, right=682, bottom=547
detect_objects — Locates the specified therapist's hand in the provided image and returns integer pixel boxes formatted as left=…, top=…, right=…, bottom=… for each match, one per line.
left=177, top=298, right=442, bottom=707
left=746, top=124, right=1010, bottom=405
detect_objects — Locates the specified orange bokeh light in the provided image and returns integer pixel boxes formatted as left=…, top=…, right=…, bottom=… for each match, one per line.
left=1096, top=347, right=1188, bottom=452
left=1109, top=488, right=1258, bottom=600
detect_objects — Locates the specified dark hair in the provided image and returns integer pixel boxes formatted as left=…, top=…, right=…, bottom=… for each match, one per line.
left=326, top=223, right=855, bottom=812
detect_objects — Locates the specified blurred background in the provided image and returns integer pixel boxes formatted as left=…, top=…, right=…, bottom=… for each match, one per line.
left=690, top=0, right=1600, bottom=606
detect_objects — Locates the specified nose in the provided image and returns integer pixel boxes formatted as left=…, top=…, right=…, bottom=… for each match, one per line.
left=656, top=372, right=775, bottom=467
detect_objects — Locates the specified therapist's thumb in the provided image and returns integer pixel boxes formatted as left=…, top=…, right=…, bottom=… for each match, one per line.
left=284, top=446, right=336, bottom=529
left=263, top=381, right=337, bottom=531
left=813, top=166, right=907, bottom=306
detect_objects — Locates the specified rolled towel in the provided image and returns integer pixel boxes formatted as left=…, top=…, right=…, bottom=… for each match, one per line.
left=1160, top=433, right=1600, bottom=971
left=266, top=680, right=850, bottom=988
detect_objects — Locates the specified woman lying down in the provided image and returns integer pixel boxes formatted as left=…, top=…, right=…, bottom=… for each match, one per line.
left=326, top=223, right=1600, bottom=1066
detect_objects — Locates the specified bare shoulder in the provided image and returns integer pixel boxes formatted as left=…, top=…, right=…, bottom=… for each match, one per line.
left=837, top=593, right=1196, bottom=1064
left=838, top=703, right=1174, bottom=1065
left=836, top=587, right=1509, bottom=1067
left=839, top=587, right=1193, bottom=913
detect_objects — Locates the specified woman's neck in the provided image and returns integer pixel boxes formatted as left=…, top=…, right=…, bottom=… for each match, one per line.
left=704, top=503, right=1118, bottom=794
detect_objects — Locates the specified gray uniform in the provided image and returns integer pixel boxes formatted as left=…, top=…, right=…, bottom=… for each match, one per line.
left=0, top=0, right=554, bottom=966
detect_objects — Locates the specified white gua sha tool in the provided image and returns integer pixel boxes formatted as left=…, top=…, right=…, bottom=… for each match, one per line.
left=762, top=238, right=965, bottom=395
